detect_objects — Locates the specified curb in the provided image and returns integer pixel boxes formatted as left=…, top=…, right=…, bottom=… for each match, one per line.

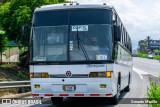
left=0, top=92, right=31, bottom=98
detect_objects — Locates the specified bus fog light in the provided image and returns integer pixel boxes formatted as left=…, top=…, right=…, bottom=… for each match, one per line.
left=35, top=85, right=40, bottom=88
left=100, top=84, right=106, bottom=88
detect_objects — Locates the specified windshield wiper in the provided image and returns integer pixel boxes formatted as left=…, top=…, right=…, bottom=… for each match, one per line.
left=76, top=28, right=90, bottom=61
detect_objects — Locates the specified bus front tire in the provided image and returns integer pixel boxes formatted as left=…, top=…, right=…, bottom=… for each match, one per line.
left=109, top=84, right=120, bottom=105
left=124, top=85, right=130, bottom=92
left=51, top=97, right=63, bottom=105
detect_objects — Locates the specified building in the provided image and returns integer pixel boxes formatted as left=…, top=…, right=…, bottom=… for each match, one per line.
left=148, top=40, right=160, bottom=50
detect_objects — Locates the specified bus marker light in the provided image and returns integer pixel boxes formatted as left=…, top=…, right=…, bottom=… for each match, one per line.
left=100, top=84, right=106, bottom=88
left=59, top=94, right=69, bottom=96
left=106, top=71, right=112, bottom=78
left=35, top=85, right=40, bottom=88
left=106, top=94, right=112, bottom=96
left=76, top=3, right=79, bottom=5
left=32, top=94, right=39, bottom=96
left=90, top=94, right=100, bottom=96
left=41, top=73, right=49, bottom=78
left=75, top=94, right=84, bottom=96
left=45, top=94, right=54, bottom=96
left=103, top=3, right=106, bottom=5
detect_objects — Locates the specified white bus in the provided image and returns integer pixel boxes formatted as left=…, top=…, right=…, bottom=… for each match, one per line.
left=29, top=3, right=132, bottom=105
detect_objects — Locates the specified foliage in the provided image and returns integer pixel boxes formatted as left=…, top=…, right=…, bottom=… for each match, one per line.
left=0, top=88, right=17, bottom=97
left=153, top=49, right=160, bottom=55
left=153, top=55, right=160, bottom=60
left=147, top=78, right=160, bottom=107
left=137, top=52, right=148, bottom=58
left=19, top=47, right=28, bottom=56
left=0, top=31, right=9, bottom=51
left=0, top=0, right=66, bottom=47
left=138, top=36, right=152, bottom=53
left=18, top=70, right=29, bottom=80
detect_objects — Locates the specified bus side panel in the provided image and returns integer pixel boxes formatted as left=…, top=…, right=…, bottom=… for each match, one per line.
left=113, top=44, right=132, bottom=91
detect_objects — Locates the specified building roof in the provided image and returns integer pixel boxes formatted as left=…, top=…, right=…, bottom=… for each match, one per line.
left=34, top=3, right=113, bottom=13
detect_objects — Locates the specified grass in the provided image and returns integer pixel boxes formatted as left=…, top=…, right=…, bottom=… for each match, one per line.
left=153, top=55, right=160, bottom=60
left=0, top=88, right=17, bottom=97
left=147, top=77, right=160, bottom=107
left=0, top=65, right=30, bottom=96
left=0, top=65, right=29, bottom=80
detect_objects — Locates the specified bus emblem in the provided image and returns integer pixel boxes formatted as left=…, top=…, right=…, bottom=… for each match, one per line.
left=66, top=71, right=72, bottom=78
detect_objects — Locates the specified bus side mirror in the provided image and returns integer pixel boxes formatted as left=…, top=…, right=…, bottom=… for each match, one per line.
left=114, top=25, right=121, bottom=42
left=22, top=25, right=27, bottom=40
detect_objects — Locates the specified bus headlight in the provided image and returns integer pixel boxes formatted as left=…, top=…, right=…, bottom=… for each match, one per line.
left=30, top=73, right=49, bottom=78
left=41, top=73, right=49, bottom=78
left=89, top=72, right=98, bottom=77
left=30, top=73, right=34, bottom=78
left=89, top=71, right=112, bottom=78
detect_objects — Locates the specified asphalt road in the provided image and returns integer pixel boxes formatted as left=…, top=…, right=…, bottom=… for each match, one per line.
left=1, top=57, right=159, bottom=107
left=133, top=57, right=160, bottom=76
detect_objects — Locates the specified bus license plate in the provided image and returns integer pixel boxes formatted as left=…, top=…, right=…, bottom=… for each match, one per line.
left=63, top=85, right=75, bottom=91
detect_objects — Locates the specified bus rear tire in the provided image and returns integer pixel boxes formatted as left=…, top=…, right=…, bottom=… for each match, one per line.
left=51, top=97, right=63, bottom=105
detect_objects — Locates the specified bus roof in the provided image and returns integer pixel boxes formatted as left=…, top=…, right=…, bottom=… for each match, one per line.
left=34, top=3, right=113, bottom=13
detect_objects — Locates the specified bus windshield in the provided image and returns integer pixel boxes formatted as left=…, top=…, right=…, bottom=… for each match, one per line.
left=70, top=24, right=112, bottom=61
left=31, top=9, right=113, bottom=62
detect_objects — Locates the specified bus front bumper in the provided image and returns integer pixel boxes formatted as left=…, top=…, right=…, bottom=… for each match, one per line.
left=31, top=78, right=115, bottom=97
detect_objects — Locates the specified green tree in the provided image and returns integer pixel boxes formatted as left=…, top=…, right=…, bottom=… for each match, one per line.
left=138, top=36, right=152, bottom=53
left=0, top=0, right=66, bottom=68
left=0, top=0, right=65, bottom=46
left=138, top=40, right=147, bottom=53
left=153, top=49, right=160, bottom=55
left=146, top=36, right=151, bottom=49
left=0, top=31, right=8, bottom=52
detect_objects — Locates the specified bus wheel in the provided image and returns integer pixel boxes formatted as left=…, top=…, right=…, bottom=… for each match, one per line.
left=51, top=97, right=63, bottom=105
left=124, top=85, right=130, bottom=92
left=110, top=80, right=121, bottom=105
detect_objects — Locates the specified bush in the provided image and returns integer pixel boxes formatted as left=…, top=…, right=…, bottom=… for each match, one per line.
left=137, top=52, right=148, bottom=58
left=153, top=56, right=160, bottom=60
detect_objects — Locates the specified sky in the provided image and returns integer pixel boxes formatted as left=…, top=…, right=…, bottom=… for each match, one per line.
left=71, top=0, right=160, bottom=49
